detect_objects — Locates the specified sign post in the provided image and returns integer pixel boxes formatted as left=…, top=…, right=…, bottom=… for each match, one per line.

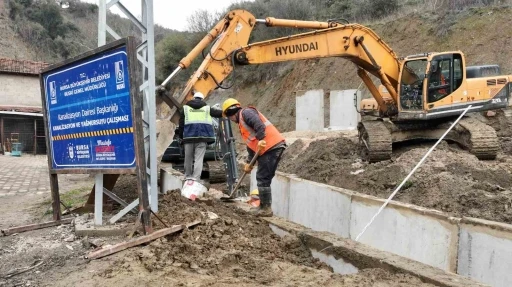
left=39, top=37, right=151, bottom=232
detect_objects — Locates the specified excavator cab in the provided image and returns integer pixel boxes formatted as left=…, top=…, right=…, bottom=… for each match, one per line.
left=398, top=52, right=466, bottom=113
left=426, top=53, right=464, bottom=105
left=399, top=57, right=428, bottom=111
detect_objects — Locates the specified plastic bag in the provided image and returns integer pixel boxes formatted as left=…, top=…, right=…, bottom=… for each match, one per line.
left=181, top=179, right=207, bottom=200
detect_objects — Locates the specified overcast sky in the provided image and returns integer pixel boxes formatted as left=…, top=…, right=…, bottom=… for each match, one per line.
left=81, top=0, right=244, bottom=31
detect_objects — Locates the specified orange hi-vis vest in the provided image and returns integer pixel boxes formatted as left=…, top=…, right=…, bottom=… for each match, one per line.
left=238, top=107, right=285, bottom=154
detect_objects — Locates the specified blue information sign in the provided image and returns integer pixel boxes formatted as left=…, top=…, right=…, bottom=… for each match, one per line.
left=43, top=46, right=136, bottom=169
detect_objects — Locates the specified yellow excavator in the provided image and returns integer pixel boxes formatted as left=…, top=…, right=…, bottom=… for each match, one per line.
left=158, top=9, right=512, bottom=162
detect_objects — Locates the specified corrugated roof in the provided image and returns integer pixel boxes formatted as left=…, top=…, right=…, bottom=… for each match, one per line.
left=0, top=105, right=42, bottom=113
left=0, top=58, right=49, bottom=75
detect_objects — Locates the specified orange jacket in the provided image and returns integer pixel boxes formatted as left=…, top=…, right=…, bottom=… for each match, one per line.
left=238, top=107, right=285, bottom=154
left=439, top=73, right=447, bottom=94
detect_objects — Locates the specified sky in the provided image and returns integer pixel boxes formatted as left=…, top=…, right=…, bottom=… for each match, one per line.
left=80, top=0, right=245, bottom=31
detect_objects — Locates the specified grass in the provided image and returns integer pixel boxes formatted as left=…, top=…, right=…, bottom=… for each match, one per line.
left=40, top=186, right=90, bottom=215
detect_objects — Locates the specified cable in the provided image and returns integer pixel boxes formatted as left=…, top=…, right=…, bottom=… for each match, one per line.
left=204, top=49, right=239, bottom=90
left=354, top=105, right=473, bottom=242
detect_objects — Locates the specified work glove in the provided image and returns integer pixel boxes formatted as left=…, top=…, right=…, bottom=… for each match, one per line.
left=244, top=163, right=253, bottom=173
left=257, top=140, right=266, bottom=150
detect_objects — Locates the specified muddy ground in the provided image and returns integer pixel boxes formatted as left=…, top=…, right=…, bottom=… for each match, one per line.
left=280, top=111, right=512, bottom=224
left=92, top=190, right=436, bottom=287
left=0, top=187, right=437, bottom=286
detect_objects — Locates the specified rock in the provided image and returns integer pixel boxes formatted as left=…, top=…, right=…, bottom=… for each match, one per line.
left=64, top=235, right=75, bottom=242
left=66, top=244, right=74, bottom=250
left=82, top=236, right=90, bottom=249
left=432, top=161, right=446, bottom=172
left=487, top=110, right=497, bottom=117
left=190, top=262, right=199, bottom=269
left=89, top=239, right=104, bottom=247
left=351, top=161, right=363, bottom=169
left=350, top=169, right=364, bottom=175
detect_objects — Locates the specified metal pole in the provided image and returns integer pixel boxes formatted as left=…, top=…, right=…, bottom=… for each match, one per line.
left=98, top=0, right=106, bottom=46
left=142, top=0, right=158, bottom=211
left=355, top=105, right=473, bottom=241
left=94, top=174, right=103, bottom=225
left=95, top=0, right=107, bottom=225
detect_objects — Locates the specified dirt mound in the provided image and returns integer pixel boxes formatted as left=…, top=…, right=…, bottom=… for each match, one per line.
left=99, top=190, right=435, bottom=286
left=280, top=126, right=512, bottom=223
left=145, top=191, right=333, bottom=280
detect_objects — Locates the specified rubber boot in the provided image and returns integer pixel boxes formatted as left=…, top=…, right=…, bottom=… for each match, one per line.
left=250, top=187, right=273, bottom=217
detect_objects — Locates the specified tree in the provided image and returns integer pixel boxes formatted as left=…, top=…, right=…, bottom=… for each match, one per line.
left=155, top=32, right=196, bottom=84
left=186, top=9, right=223, bottom=33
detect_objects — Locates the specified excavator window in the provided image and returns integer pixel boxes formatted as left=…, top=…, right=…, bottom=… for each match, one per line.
left=428, top=57, right=451, bottom=102
left=399, top=59, right=427, bottom=110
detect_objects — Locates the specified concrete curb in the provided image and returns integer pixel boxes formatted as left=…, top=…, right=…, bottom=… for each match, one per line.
left=255, top=170, right=512, bottom=287
left=265, top=217, right=489, bottom=287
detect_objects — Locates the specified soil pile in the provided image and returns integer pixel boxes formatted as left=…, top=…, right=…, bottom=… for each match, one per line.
left=280, top=115, right=512, bottom=223
left=104, top=190, right=435, bottom=286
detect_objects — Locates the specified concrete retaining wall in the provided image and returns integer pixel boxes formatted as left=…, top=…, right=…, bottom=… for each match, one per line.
left=329, top=89, right=361, bottom=130
left=295, top=89, right=324, bottom=131
left=458, top=218, right=512, bottom=287
left=252, top=170, right=512, bottom=287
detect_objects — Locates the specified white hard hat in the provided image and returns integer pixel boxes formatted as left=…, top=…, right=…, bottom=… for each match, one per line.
left=194, top=92, right=204, bottom=99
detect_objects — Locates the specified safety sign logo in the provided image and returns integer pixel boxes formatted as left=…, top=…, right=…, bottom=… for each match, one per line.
left=50, top=81, right=57, bottom=104
left=115, top=60, right=125, bottom=90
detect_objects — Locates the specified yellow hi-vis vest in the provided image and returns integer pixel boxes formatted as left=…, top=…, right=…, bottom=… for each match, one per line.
left=183, top=105, right=215, bottom=144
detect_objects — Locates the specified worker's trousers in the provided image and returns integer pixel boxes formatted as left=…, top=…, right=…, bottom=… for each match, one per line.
left=184, top=142, right=207, bottom=180
left=256, top=147, right=285, bottom=188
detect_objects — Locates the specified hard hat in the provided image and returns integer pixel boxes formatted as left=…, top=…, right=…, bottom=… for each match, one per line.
left=194, top=92, right=205, bottom=99
left=222, top=98, right=241, bottom=116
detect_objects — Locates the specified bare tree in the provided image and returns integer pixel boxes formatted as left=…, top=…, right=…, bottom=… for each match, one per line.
left=186, top=9, right=223, bottom=33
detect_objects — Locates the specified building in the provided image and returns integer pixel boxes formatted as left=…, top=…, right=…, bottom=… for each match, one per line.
left=0, top=58, right=50, bottom=155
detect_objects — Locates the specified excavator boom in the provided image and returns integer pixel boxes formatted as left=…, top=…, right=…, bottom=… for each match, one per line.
left=163, top=11, right=402, bottom=117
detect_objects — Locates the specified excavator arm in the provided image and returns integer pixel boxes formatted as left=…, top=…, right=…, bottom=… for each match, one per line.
left=233, top=23, right=401, bottom=115
left=159, top=10, right=405, bottom=123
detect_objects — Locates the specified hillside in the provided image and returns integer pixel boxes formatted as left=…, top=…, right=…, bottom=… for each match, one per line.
left=0, top=0, right=174, bottom=64
left=206, top=6, right=512, bottom=132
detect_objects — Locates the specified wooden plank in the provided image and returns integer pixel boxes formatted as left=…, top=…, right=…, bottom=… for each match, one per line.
left=85, top=220, right=201, bottom=260
left=50, top=169, right=135, bottom=175
left=1, top=218, right=73, bottom=236
left=127, top=36, right=152, bottom=234
left=49, top=174, right=61, bottom=221
left=39, top=71, right=62, bottom=221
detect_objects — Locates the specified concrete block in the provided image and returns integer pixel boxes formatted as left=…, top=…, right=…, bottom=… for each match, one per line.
left=271, top=173, right=290, bottom=218
left=160, top=168, right=185, bottom=194
left=458, top=218, right=512, bottom=287
left=295, top=89, right=324, bottom=131
left=350, top=195, right=458, bottom=271
left=288, top=178, right=351, bottom=238
left=329, top=90, right=361, bottom=130
left=251, top=170, right=290, bottom=218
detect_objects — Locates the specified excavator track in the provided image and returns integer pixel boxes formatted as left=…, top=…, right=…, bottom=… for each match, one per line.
left=357, top=120, right=392, bottom=163
left=453, top=117, right=499, bottom=160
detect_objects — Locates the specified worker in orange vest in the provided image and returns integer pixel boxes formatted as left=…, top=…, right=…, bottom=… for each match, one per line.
left=222, top=98, right=286, bottom=217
